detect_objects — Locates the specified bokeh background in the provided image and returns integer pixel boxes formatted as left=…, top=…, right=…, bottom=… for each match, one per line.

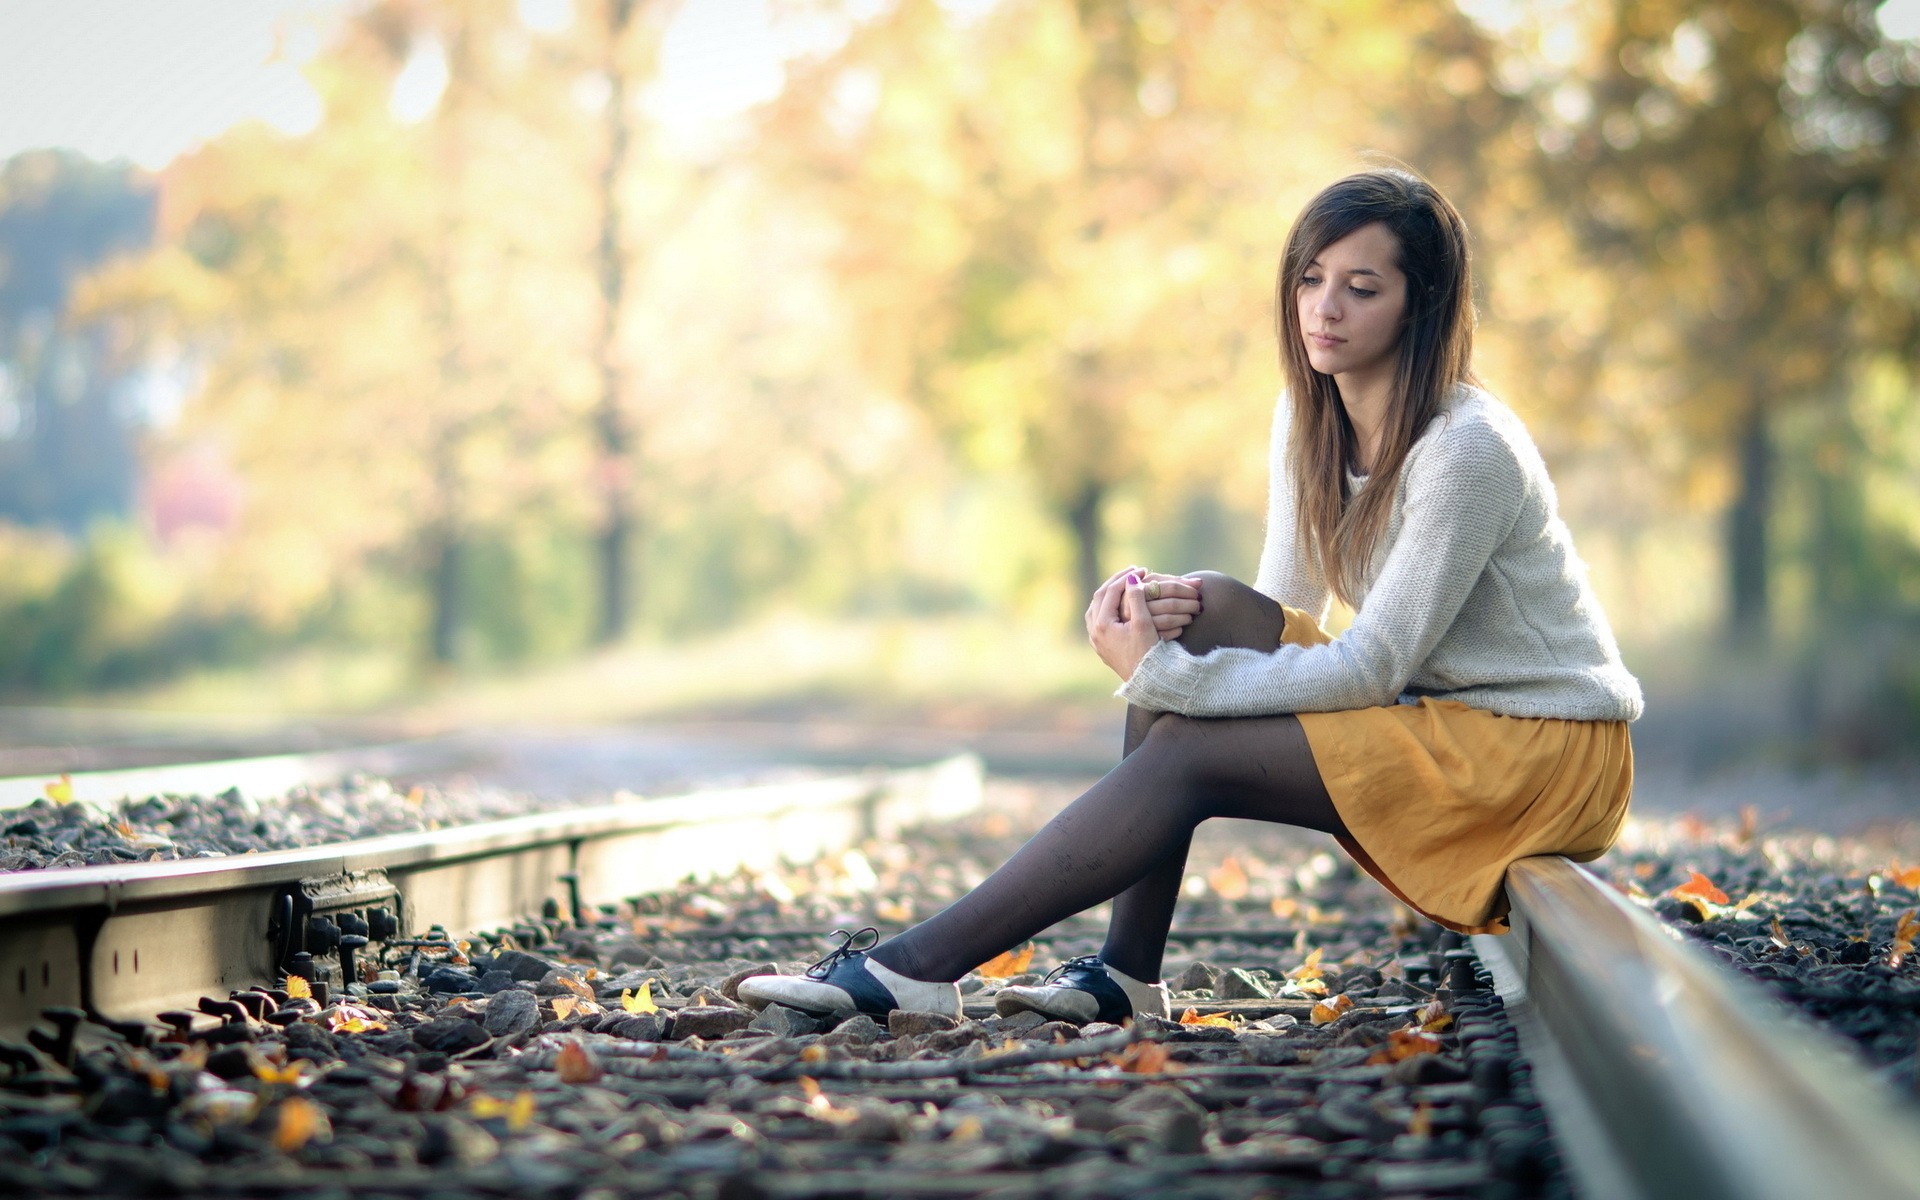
left=1, top=0, right=1918, bottom=790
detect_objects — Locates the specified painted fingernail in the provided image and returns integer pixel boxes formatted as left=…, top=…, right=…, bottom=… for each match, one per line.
left=1125, top=573, right=1140, bottom=586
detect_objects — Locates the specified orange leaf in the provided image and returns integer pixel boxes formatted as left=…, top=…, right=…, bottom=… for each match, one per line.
left=1890, top=909, right=1918, bottom=970
left=1889, top=864, right=1920, bottom=889
left=1367, top=1028, right=1443, bottom=1064
left=1270, top=896, right=1299, bottom=919
left=1207, top=854, right=1251, bottom=901
left=1671, top=871, right=1729, bottom=906
left=1177, top=1007, right=1239, bottom=1029
left=554, top=1039, right=602, bottom=1084
left=551, top=996, right=581, bottom=1021
left=1106, top=1041, right=1176, bottom=1074
left=553, top=973, right=594, bottom=999
left=1309, top=994, right=1354, bottom=1025
left=272, top=1097, right=327, bottom=1151
left=283, top=976, right=312, bottom=1001
left=977, top=943, right=1035, bottom=980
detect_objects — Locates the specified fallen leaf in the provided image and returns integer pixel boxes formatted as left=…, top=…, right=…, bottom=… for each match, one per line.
left=405, top=786, right=425, bottom=807
left=621, top=983, right=659, bottom=1014
left=1769, top=916, right=1797, bottom=953
left=272, top=1097, right=328, bottom=1151
left=554, top=1039, right=603, bottom=1084
left=472, top=1091, right=535, bottom=1132
left=1367, top=1028, right=1443, bottom=1064
left=1633, top=861, right=1656, bottom=878
left=1208, top=854, right=1251, bottom=901
left=253, top=1057, right=308, bottom=1085
left=976, top=943, right=1035, bottom=980
left=1408, top=1102, right=1433, bottom=1137
left=1287, top=947, right=1325, bottom=982
left=796, top=1076, right=821, bottom=1099
left=551, top=996, right=581, bottom=1021
left=284, top=976, right=313, bottom=1001
left=1736, top=805, right=1758, bottom=846
left=1106, top=1040, right=1176, bottom=1074
left=1270, top=896, right=1299, bottom=919
left=948, top=1114, right=984, bottom=1140
left=799, top=1044, right=828, bottom=1064
left=1890, top=909, right=1918, bottom=970
left=1889, top=864, right=1920, bottom=890
left=44, top=774, right=72, bottom=805
left=1418, top=1000, right=1453, bottom=1033
left=1178, top=1008, right=1239, bottom=1029
left=1310, top=994, right=1354, bottom=1025
left=1672, top=871, right=1729, bottom=906
left=553, top=973, right=594, bottom=999
left=875, top=898, right=915, bottom=923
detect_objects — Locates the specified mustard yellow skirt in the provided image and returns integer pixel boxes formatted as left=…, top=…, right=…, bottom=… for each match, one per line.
left=1283, top=606, right=1634, bottom=935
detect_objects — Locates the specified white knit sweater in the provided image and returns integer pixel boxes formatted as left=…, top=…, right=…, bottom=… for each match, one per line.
left=1119, top=385, right=1645, bottom=722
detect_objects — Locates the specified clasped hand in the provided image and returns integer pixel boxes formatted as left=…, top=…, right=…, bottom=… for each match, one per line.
left=1085, top=565, right=1204, bottom=682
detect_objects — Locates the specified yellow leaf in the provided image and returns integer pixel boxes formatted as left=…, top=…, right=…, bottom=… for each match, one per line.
left=1672, top=871, right=1729, bottom=906
left=551, top=996, right=580, bottom=1021
left=1286, top=947, right=1325, bottom=981
left=1418, top=999, right=1453, bottom=1033
left=44, top=774, right=72, bottom=805
left=799, top=1044, right=828, bottom=1064
left=472, top=1091, right=535, bottom=1132
left=621, top=983, right=658, bottom=1014
left=253, top=1057, right=308, bottom=1085
left=553, top=973, right=594, bottom=999
left=1270, top=896, right=1299, bottom=919
left=329, top=1015, right=387, bottom=1034
left=1207, top=854, right=1250, bottom=901
left=1309, top=994, right=1354, bottom=1025
left=948, top=1114, right=984, bottom=1140
left=554, top=1039, right=602, bottom=1084
left=272, top=1097, right=327, bottom=1151
left=1177, top=1007, right=1239, bottom=1029
left=284, top=975, right=313, bottom=1000
left=976, top=943, right=1035, bottom=980
left=796, top=1076, right=821, bottom=1099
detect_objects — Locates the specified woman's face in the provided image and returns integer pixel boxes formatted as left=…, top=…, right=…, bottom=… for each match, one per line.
left=1296, top=221, right=1408, bottom=383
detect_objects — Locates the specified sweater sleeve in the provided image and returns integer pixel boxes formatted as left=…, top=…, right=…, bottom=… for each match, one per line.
left=1120, top=417, right=1526, bottom=716
left=1251, top=396, right=1331, bottom=620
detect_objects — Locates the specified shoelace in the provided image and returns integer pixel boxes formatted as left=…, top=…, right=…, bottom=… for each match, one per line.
left=1039, top=954, right=1107, bottom=988
left=804, top=927, right=879, bottom=980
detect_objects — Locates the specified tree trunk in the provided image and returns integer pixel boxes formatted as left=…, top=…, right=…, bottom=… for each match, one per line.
left=1065, top=480, right=1105, bottom=621
left=427, top=521, right=463, bottom=665
left=1725, top=396, right=1772, bottom=644
left=593, top=0, right=638, bottom=645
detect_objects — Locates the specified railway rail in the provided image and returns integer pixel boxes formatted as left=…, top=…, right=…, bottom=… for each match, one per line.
left=0, top=744, right=1917, bottom=1199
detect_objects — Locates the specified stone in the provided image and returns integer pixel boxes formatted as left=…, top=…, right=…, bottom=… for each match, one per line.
left=819, top=1014, right=881, bottom=1047
left=720, top=963, right=779, bottom=1001
left=887, top=1010, right=960, bottom=1038
left=1026, top=1021, right=1081, bottom=1042
left=982, top=1010, right=1048, bottom=1037
left=1170, top=962, right=1220, bottom=993
left=475, top=971, right=518, bottom=996
left=685, top=987, right=741, bottom=1009
left=671, top=1006, right=753, bottom=1040
left=481, top=989, right=540, bottom=1038
left=423, top=966, right=479, bottom=995
left=535, top=969, right=593, bottom=997
left=602, top=1013, right=672, bottom=1036
left=1217, top=967, right=1275, bottom=1000
left=490, top=950, right=560, bottom=982
left=748, top=1004, right=826, bottom=1038
left=412, top=1018, right=490, bottom=1054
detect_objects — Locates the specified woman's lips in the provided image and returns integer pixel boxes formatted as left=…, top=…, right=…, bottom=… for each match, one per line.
left=1309, top=332, right=1343, bottom=348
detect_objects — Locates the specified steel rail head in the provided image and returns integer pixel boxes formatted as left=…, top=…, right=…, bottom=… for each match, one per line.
left=1487, top=855, right=1920, bottom=1200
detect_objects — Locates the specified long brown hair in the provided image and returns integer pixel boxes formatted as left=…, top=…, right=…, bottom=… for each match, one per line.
left=1275, top=168, right=1476, bottom=606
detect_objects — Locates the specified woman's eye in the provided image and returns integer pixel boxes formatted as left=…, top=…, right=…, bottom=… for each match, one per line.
left=1301, top=275, right=1321, bottom=287
left=1350, top=287, right=1376, bottom=298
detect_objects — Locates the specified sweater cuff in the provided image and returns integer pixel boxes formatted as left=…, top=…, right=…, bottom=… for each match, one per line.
left=1116, top=638, right=1201, bottom=713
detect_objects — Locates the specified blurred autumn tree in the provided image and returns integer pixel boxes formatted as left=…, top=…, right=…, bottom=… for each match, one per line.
left=1474, top=0, right=1920, bottom=643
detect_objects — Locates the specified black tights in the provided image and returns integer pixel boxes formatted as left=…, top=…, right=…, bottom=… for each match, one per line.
left=870, top=572, right=1347, bottom=985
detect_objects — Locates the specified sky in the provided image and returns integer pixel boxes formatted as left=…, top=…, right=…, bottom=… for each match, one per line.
left=0, top=0, right=881, bottom=170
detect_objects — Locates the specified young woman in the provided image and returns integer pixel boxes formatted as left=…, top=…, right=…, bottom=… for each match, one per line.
left=740, top=168, right=1643, bottom=1025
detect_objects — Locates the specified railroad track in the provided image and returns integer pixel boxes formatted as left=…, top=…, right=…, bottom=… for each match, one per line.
left=0, top=745, right=1917, bottom=1199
